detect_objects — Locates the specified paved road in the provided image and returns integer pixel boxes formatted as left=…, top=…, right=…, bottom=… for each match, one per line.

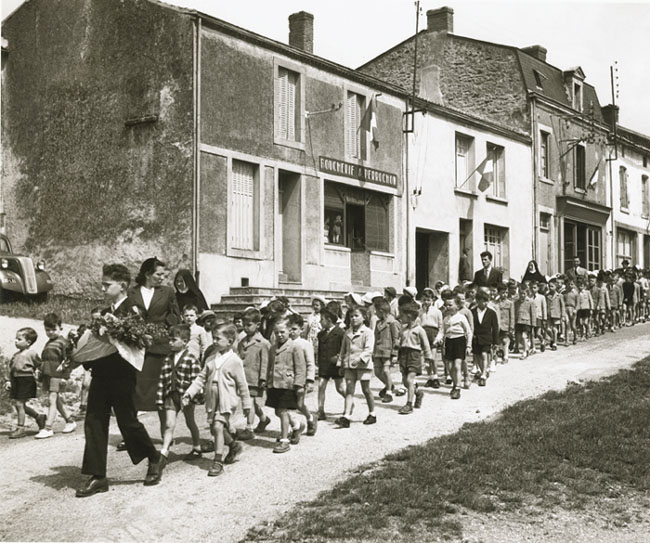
left=0, top=315, right=648, bottom=542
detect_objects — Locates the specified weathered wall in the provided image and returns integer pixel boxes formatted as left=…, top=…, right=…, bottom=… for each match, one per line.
left=359, top=32, right=530, bottom=135
left=1, top=0, right=194, bottom=294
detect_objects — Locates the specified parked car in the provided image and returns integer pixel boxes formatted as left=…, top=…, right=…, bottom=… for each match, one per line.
left=0, top=234, right=53, bottom=302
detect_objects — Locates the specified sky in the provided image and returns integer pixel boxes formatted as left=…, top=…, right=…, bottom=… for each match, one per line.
left=2, top=0, right=649, bottom=134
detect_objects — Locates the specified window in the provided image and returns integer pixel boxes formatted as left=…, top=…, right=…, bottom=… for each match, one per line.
left=540, top=131, right=550, bottom=179
left=644, top=156, right=648, bottom=168
left=619, top=166, right=629, bottom=210
left=487, top=143, right=506, bottom=198
left=574, top=144, right=586, bottom=190
left=455, top=133, right=474, bottom=190
left=533, top=69, right=544, bottom=89
left=563, top=220, right=601, bottom=271
left=276, top=67, right=301, bottom=143
left=643, top=175, right=650, bottom=218
left=617, top=229, right=636, bottom=267
left=484, top=224, right=508, bottom=269
left=540, top=212, right=551, bottom=231
left=231, top=160, right=259, bottom=251
left=573, top=81, right=583, bottom=112
left=346, top=91, right=366, bottom=160
left=324, top=182, right=390, bottom=252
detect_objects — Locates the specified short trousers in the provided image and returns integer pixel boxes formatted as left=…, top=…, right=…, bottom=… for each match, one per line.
left=318, top=359, right=340, bottom=379
left=422, top=326, right=438, bottom=347
left=398, top=348, right=422, bottom=376
left=42, top=376, right=65, bottom=393
left=577, top=309, right=591, bottom=320
left=548, top=318, right=561, bottom=326
left=344, top=368, right=373, bottom=382
left=623, top=299, right=634, bottom=307
left=208, top=411, right=230, bottom=425
left=266, top=388, right=298, bottom=410
left=499, top=330, right=512, bottom=341
left=373, top=356, right=391, bottom=370
left=472, top=339, right=492, bottom=355
left=162, top=390, right=183, bottom=412
left=248, top=386, right=263, bottom=398
left=534, top=319, right=545, bottom=329
left=10, top=376, right=37, bottom=401
left=515, top=323, right=531, bottom=334
left=444, top=337, right=467, bottom=361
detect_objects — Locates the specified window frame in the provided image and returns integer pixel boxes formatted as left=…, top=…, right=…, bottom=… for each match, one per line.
left=273, top=59, right=306, bottom=151
left=616, top=228, right=636, bottom=267
left=486, top=142, right=506, bottom=199
left=643, top=175, right=650, bottom=219
left=344, top=88, right=369, bottom=161
left=574, top=143, right=586, bottom=191
left=619, top=165, right=629, bottom=211
left=455, top=132, right=475, bottom=192
left=226, top=156, right=264, bottom=258
left=483, top=224, right=509, bottom=270
left=572, top=81, right=583, bottom=112
left=539, top=130, right=551, bottom=180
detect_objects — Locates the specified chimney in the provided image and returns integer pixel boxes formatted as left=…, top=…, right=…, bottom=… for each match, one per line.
left=522, top=45, right=547, bottom=62
left=289, top=11, right=314, bottom=53
left=426, top=7, right=454, bottom=33
left=601, top=104, right=619, bottom=127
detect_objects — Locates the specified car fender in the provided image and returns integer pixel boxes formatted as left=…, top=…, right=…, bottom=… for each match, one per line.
left=0, top=269, right=26, bottom=294
left=35, top=270, right=54, bottom=293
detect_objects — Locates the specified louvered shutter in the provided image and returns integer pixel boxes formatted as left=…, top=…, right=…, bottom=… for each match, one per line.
left=278, top=68, right=289, bottom=140
left=231, top=160, right=255, bottom=250
left=346, top=91, right=360, bottom=158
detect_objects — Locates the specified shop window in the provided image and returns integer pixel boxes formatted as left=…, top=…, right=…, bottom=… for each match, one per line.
left=619, top=166, right=629, bottom=210
left=346, top=91, right=366, bottom=160
left=643, top=175, right=650, bottom=218
left=484, top=224, right=508, bottom=269
left=574, top=144, right=586, bottom=190
left=617, top=228, right=636, bottom=267
left=456, top=133, right=474, bottom=191
left=564, top=220, right=601, bottom=271
left=276, top=67, right=301, bottom=143
left=231, top=159, right=259, bottom=251
left=324, top=182, right=389, bottom=252
left=487, top=142, right=506, bottom=198
left=540, top=131, right=550, bottom=179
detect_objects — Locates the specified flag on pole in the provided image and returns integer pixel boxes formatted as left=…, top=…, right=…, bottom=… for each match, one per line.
left=477, top=154, right=494, bottom=192
left=361, top=94, right=379, bottom=147
left=588, top=158, right=601, bottom=188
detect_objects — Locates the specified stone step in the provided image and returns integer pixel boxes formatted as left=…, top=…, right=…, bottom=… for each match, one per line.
left=229, top=286, right=351, bottom=297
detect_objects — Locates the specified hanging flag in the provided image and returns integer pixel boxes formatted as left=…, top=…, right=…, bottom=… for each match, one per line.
left=588, top=158, right=601, bottom=188
left=477, top=153, right=494, bottom=192
left=361, top=94, right=379, bottom=147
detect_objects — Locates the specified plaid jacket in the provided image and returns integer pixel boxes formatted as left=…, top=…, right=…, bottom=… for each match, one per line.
left=156, top=349, right=201, bottom=407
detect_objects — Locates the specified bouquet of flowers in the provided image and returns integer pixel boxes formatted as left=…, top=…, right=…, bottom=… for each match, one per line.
left=70, top=314, right=167, bottom=371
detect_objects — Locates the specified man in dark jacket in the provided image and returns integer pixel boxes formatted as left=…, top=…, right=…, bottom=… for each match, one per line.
left=473, top=251, right=503, bottom=287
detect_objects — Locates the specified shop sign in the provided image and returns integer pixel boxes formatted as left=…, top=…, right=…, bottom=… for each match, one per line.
left=318, top=156, right=397, bottom=188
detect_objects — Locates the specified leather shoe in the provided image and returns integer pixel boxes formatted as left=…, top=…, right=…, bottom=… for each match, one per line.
left=76, top=476, right=109, bottom=498
left=143, top=456, right=162, bottom=486
left=116, top=440, right=127, bottom=452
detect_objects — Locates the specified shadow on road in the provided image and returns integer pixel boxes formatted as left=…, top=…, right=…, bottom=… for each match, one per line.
left=29, top=465, right=80, bottom=491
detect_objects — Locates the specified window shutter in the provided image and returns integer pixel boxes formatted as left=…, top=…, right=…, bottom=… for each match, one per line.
left=277, top=68, right=289, bottom=140
left=365, top=195, right=388, bottom=252
left=286, top=71, right=297, bottom=142
left=346, top=92, right=360, bottom=158
left=231, top=160, right=255, bottom=250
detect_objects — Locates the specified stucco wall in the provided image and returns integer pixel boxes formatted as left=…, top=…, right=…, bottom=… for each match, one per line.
left=408, top=112, right=533, bottom=285
left=1, top=0, right=194, bottom=294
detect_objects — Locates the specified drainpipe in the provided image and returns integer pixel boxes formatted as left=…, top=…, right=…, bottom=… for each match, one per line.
left=530, top=96, right=538, bottom=263
left=192, top=17, right=202, bottom=284
left=404, top=101, right=411, bottom=286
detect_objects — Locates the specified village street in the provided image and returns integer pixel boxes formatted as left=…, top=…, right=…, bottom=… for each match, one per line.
left=0, top=315, right=648, bottom=542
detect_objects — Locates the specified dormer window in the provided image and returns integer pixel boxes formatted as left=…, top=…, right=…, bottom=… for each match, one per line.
left=533, top=70, right=544, bottom=89
left=573, top=81, right=583, bottom=112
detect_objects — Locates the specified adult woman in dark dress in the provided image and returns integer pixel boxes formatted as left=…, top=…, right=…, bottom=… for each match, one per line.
left=129, top=258, right=180, bottom=435
left=521, top=260, right=548, bottom=284
left=173, top=269, right=208, bottom=313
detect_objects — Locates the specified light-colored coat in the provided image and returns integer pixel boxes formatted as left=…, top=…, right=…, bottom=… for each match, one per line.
left=185, top=350, right=251, bottom=416
left=338, top=325, right=374, bottom=370
left=267, top=338, right=306, bottom=390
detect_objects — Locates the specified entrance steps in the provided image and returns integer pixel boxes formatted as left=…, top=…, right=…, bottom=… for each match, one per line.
left=211, top=286, right=350, bottom=321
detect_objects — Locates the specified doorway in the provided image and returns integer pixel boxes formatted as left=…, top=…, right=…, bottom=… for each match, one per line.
left=416, top=229, right=449, bottom=296
left=459, top=219, right=473, bottom=281
left=278, top=170, right=301, bottom=283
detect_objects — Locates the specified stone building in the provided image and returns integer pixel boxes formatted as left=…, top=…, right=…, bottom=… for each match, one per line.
left=1, top=0, right=408, bottom=302
left=360, top=6, right=618, bottom=275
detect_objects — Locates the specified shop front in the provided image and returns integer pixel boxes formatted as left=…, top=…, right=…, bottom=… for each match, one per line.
left=319, top=156, right=401, bottom=290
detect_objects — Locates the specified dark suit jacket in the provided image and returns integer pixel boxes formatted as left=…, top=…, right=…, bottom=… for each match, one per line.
left=317, top=325, right=344, bottom=365
left=127, top=285, right=180, bottom=355
left=471, top=306, right=500, bottom=346
left=473, top=267, right=503, bottom=288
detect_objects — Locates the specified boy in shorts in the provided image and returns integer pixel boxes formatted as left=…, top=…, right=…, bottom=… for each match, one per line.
left=397, top=303, right=432, bottom=414
left=157, top=324, right=202, bottom=464
left=37, top=313, right=75, bottom=439
left=496, top=283, right=515, bottom=363
left=471, top=290, right=499, bottom=387
left=546, top=279, right=565, bottom=350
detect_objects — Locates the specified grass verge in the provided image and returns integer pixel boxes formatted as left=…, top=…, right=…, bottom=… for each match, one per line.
left=247, top=356, right=650, bottom=542
left=0, top=295, right=101, bottom=325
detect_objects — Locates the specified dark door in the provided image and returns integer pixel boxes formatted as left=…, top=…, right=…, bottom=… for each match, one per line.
left=416, top=231, right=429, bottom=296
